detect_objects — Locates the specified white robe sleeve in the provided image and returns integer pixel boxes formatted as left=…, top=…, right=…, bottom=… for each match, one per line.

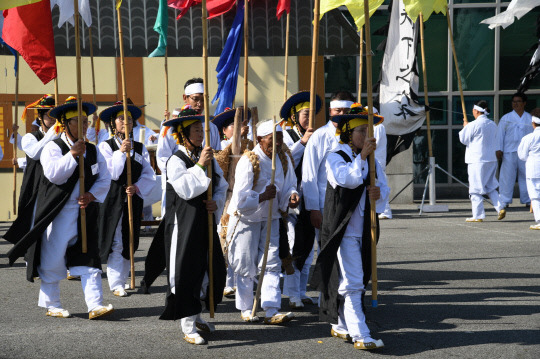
left=166, top=155, right=211, bottom=200
left=374, top=124, right=387, bottom=171
left=88, top=147, right=112, bottom=203
left=21, top=130, right=59, bottom=160
left=233, top=156, right=262, bottom=214
left=278, top=155, right=298, bottom=211
left=496, top=117, right=506, bottom=152
left=134, top=145, right=157, bottom=201
left=209, top=122, right=222, bottom=151
left=374, top=159, right=390, bottom=213
left=326, top=152, right=367, bottom=189
left=459, top=123, right=474, bottom=146
left=98, top=141, right=127, bottom=181
left=86, top=127, right=97, bottom=142
left=517, top=135, right=530, bottom=162
left=156, top=127, right=175, bottom=173
left=302, top=138, right=322, bottom=211
left=9, top=132, right=23, bottom=151
left=212, top=158, right=229, bottom=221
left=41, top=141, right=79, bottom=185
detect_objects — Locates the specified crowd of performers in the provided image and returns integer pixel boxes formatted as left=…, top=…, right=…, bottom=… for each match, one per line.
left=2, top=79, right=538, bottom=350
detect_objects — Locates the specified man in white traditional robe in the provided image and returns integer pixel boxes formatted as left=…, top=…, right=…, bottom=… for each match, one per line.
left=517, top=110, right=540, bottom=230
left=496, top=93, right=533, bottom=207
left=226, top=120, right=299, bottom=324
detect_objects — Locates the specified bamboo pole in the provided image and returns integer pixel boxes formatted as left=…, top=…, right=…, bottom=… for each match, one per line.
left=116, top=4, right=136, bottom=289
left=201, top=0, right=215, bottom=318
left=283, top=12, right=290, bottom=102
left=243, top=0, right=250, bottom=141
left=54, top=77, right=59, bottom=106
left=419, top=14, right=433, bottom=158
left=74, top=0, right=87, bottom=253
left=309, top=0, right=320, bottom=129
left=164, top=48, right=169, bottom=114
left=12, top=56, right=19, bottom=216
left=358, top=26, right=363, bottom=103
left=363, top=0, right=378, bottom=308
left=251, top=116, right=277, bottom=317
left=446, top=8, right=467, bottom=122
left=251, top=106, right=258, bottom=147
left=88, top=27, right=98, bottom=145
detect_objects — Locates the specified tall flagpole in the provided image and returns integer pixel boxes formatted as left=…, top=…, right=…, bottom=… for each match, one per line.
left=12, top=55, right=19, bottom=216
left=358, top=26, right=363, bottom=103
left=54, top=78, right=59, bottom=105
left=74, top=0, right=87, bottom=253
left=164, top=48, right=169, bottom=114
left=116, top=3, right=136, bottom=289
left=89, top=26, right=98, bottom=145
left=201, top=0, right=215, bottom=319
left=283, top=13, right=290, bottom=102
left=243, top=0, right=251, bottom=141
left=363, top=0, right=378, bottom=308
left=446, top=8, right=467, bottom=122
left=309, top=0, right=320, bottom=129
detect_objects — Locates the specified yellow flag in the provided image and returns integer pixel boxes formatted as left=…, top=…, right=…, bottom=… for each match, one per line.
left=0, top=0, right=42, bottom=10
left=403, top=0, right=447, bottom=23
left=320, top=0, right=385, bottom=30
left=116, top=0, right=122, bottom=9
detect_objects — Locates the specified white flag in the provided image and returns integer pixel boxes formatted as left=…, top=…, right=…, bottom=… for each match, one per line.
left=379, top=0, right=425, bottom=136
left=51, top=0, right=92, bottom=28
left=481, top=0, right=540, bottom=29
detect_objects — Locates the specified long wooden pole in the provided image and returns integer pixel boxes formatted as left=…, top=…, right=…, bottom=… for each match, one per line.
left=252, top=116, right=277, bottom=317
left=116, top=5, right=136, bottom=289
left=363, top=0, right=378, bottom=308
left=201, top=0, right=215, bottom=318
left=283, top=13, right=290, bottom=102
left=243, top=0, right=251, bottom=141
left=88, top=27, right=98, bottom=145
left=12, top=56, right=19, bottom=216
left=358, top=26, right=363, bottom=103
left=74, top=0, right=87, bottom=253
left=419, top=14, right=433, bottom=158
left=309, top=0, right=320, bottom=129
left=54, top=78, right=59, bottom=108
left=164, top=48, right=169, bottom=114
left=446, top=8, right=467, bottom=122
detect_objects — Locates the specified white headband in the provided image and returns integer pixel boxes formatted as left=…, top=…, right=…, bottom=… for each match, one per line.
left=330, top=100, right=354, bottom=109
left=257, top=120, right=283, bottom=137
left=473, top=105, right=490, bottom=115
left=184, top=83, right=204, bottom=96
left=533, top=116, right=540, bottom=125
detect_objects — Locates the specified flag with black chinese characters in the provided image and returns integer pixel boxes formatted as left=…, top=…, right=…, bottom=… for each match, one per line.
left=518, top=38, right=540, bottom=93
left=379, top=0, right=425, bottom=136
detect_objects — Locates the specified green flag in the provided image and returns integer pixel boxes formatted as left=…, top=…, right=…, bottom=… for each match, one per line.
left=149, top=0, right=168, bottom=57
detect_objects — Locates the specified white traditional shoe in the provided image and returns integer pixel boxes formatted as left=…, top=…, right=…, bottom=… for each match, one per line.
left=46, top=307, right=71, bottom=318
left=530, top=224, right=540, bottom=230
left=223, top=287, right=235, bottom=297
left=264, top=312, right=294, bottom=325
left=89, top=304, right=114, bottom=320
left=113, top=288, right=128, bottom=297
left=465, top=218, right=483, bottom=222
left=240, top=311, right=259, bottom=322
left=354, top=337, right=384, bottom=350
left=498, top=209, right=506, bottom=220
left=195, top=317, right=215, bottom=333
left=289, top=297, right=304, bottom=309
left=124, top=283, right=131, bottom=290
left=183, top=333, right=206, bottom=345
left=330, top=328, right=351, bottom=341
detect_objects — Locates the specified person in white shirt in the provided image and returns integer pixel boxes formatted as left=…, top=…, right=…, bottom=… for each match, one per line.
left=97, top=102, right=156, bottom=297
left=496, top=93, right=533, bottom=207
left=226, top=120, right=299, bottom=324
left=459, top=101, right=506, bottom=222
left=158, top=109, right=228, bottom=345
left=7, top=97, right=114, bottom=320
left=517, top=109, right=540, bottom=230
left=310, top=106, right=388, bottom=350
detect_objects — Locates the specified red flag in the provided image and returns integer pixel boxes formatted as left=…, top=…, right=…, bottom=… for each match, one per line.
left=207, top=0, right=236, bottom=19
left=2, top=0, right=57, bottom=84
left=168, top=0, right=200, bottom=20
left=276, top=0, right=290, bottom=20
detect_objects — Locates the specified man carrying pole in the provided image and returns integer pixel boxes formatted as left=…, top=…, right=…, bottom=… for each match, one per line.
left=226, top=120, right=299, bottom=324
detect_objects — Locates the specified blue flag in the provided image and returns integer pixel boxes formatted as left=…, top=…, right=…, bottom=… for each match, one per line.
left=212, top=0, right=244, bottom=115
left=0, top=14, right=18, bottom=76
